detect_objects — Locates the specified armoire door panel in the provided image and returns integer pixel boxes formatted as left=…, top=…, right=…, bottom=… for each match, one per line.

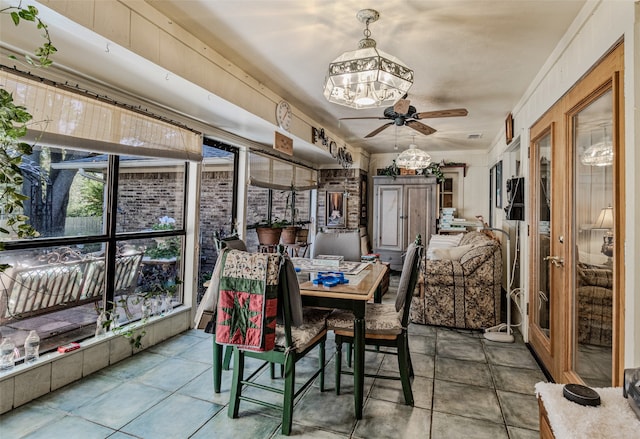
left=405, top=185, right=430, bottom=244
left=375, top=185, right=403, bottom=251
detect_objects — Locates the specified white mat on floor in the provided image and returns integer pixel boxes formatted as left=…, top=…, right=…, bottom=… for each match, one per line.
left=535, top=382, right=640, bottom=439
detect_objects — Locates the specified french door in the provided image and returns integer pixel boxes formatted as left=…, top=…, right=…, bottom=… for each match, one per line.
left=528, top=42, right=625, bottom=385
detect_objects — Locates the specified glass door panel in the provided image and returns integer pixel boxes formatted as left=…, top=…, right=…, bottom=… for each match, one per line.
left=535, top=133, right=552, bottom=337
left=572, top=89, right=613, bottom=387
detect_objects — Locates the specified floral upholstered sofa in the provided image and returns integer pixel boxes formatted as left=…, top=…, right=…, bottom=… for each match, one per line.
left=577, top=261, right=613, bottom=346
left=410, top=231, right=502, bottom=329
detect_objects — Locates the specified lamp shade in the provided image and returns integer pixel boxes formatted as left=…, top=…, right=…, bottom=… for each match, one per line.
left=396, top=144, right=431, bottom=170
left=593, top=206, right=614, bottom=229
left=322, top=9, right=413, bottom=109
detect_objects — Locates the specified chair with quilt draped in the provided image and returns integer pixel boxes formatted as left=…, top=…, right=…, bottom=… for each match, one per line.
left=212, top=232, right=247, bottom=372
left=220, top=248, right=328, bottom=435
left=326, top=236, right=423, bottom=406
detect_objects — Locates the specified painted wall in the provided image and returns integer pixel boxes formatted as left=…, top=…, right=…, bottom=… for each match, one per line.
left=487, top=0, right=639, bottom=367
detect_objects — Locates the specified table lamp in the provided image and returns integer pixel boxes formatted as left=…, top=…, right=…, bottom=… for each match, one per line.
left=593, top=206, right=613, bottom=258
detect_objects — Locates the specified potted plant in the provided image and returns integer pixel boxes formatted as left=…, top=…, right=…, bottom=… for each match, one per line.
left=254, top=217, right=286, bottom=246
left=280, top=187, right=303, bottom=245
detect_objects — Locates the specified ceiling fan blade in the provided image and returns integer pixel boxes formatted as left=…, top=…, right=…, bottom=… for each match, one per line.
left=393, top=98, right=411, bottom=115
left=339, top=116, right=389, bottom=121
left=414, top=108, right=468, bottom=119
left=364, top=122, right=394, bottom=138
left=405, top=120, right=437, bottom=136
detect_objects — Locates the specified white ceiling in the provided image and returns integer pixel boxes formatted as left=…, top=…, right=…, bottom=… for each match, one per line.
left=1, top=0, right=586, bottom=164
left=145, top=0, right=586, bottom=156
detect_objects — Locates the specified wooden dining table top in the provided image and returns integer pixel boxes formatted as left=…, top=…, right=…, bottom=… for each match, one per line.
left=297, top=262, right=388, bottom=301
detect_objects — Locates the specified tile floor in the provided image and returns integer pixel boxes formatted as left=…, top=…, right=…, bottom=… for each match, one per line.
left=0, top=276, right=548, bottom=438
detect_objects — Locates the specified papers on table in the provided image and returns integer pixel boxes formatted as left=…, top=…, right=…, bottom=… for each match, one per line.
left=292, top=258, right=370, bottom=275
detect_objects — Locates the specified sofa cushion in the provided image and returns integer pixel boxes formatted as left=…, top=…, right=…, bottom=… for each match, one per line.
left=432, top=244, right=474, bottom=261
left=459, top=240, right=500, bottom=275
left=426, top=233, right=464, bottom=259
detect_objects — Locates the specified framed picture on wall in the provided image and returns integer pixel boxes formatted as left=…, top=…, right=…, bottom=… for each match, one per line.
left=360, top=174, right=368, bottom=226
left=489, top=166, right=495, bottom=227
left=505, top=113, right=514, bottom=145
left=495, top=161, right=503, bottom=208
left=326, top=191, right=347, bottom=228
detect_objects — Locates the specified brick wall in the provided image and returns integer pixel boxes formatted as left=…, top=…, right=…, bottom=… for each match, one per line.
left=317, top=168, right=364, bottom=230
left=118, top=172, right=185, bottom=231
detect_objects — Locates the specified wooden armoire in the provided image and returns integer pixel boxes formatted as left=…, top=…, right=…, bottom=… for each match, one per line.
left=372, top=176, right=437, bottom=270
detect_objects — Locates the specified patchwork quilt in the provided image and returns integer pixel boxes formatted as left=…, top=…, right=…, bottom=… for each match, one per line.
left=215, top=250, right=281, bottom=351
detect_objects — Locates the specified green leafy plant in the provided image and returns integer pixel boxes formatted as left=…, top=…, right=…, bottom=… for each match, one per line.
left=250, top=216, right=288, bottom=229
left=1, top=2, right=56, bottom=271
left=378, top=160, right=444, bottom=182
left=425, top=163, right=445, bottom=182
left=145, top=216, right=181, bottom=259
left=2, top=3, right=57, bottom=67
left=0, top=87, right=40, bottom=257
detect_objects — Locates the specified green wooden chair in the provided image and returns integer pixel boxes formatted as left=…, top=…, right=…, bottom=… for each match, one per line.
left=327, top=236, right=423, bottom=406
left=210, top=234, right=248, bottom=391
left=226, top=250, right=328, bottom=436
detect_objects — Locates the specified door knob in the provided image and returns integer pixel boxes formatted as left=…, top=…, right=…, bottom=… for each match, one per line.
left=544, top=255, right=564, bottom=267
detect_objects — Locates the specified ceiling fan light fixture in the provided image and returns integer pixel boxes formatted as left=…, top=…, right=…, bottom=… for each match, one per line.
left=323, top=9, right=414, bottom=110
left=396, top=143, right=431, bottom=170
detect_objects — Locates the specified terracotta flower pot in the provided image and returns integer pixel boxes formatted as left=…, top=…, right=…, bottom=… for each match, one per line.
left=256, top=227, right=282, bottom=246
left=281, top=226, right=299, bottom=244
left=295, top=228, right=309, bottom=244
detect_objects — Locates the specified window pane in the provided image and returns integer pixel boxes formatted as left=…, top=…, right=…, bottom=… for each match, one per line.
left=246, top=186, right=270, bottom=252
left=199, top=145, right=236, bottom=301
left=2, top=144, right=108, bottom=240
left=117, top=156, right=186, bottom=232
left=0, top=245, right=107, bottom=356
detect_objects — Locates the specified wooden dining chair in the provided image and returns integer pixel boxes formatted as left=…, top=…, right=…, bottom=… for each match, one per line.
left=326, top=236, right=423, bottom=406
left=224, top=249, right=329, bottom=435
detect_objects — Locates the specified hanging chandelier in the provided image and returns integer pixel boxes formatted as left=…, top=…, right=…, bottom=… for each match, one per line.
left=322, top=9, right=414, bottom=110
left=396, top=143, right=431, bottom=170
left=580, top=126, right=613, bottom=166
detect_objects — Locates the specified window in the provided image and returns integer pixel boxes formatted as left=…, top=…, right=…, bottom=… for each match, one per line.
left=1, top=69, right=198, bottom=359
left=245, top=152, right=316, bottom=252
left=438, top=167, right=465, bottom=217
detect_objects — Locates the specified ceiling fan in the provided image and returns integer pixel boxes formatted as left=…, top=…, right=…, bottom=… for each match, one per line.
left=340, top=97, right=468, bottom=138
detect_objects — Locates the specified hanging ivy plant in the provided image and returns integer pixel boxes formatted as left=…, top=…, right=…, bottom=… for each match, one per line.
left=380, top=160, right=400, bottom=178
left=1, top=3, right=57, bottom=267
left=425, top=163, right=445, bottom=182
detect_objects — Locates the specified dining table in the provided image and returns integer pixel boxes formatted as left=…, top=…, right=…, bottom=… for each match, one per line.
left=296, top=262, right=389, bottom=420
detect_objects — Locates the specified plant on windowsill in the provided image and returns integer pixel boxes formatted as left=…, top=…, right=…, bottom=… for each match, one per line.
left=97, top=277, right=182, bottom=349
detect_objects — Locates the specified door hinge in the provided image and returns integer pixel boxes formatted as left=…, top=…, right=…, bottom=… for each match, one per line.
left=528, top=147, right=530, bottom=159
left=527, top=224, right=530, bottom=236
left=526, top=302, right=529, bottom=315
